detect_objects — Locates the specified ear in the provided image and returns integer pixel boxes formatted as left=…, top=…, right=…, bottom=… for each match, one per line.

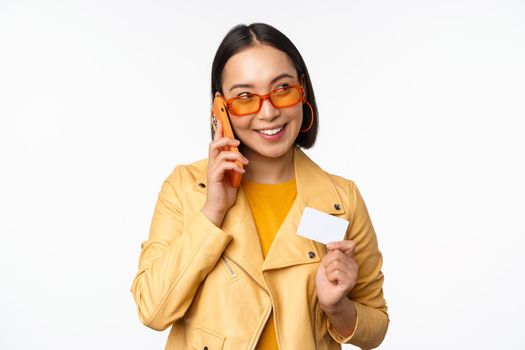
left=300, top=74, right=307, bottom=99
left=214, top=91, right=227, bottom=105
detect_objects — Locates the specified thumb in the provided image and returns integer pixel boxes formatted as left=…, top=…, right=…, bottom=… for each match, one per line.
left=326, top=240, right=356, bottom=257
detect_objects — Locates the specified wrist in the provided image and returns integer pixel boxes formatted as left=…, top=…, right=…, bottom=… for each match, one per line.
left=322, top=297, right=358, bottom=340
left=201, top=205, right=226, bottom=227
left=320, top=297, right=352, bottom=317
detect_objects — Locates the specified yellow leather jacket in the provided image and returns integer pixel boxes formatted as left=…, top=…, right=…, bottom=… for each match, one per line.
left=131, top=147, right=389, bottom=349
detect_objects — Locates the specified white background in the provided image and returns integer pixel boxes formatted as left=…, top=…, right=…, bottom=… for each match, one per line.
left=1, top=0, right=524, bottom=349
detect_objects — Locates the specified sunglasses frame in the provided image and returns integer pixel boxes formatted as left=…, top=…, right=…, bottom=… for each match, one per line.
left=224, top=84, right=305, bottom=117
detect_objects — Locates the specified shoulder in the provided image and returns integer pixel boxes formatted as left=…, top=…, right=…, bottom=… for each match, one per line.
left=325, top=172, right=358, bottom=194
left=307, top=154, right=359, bottom=201
left=311, top=159, right=363, bottom=219
left=294, top=147, right=362, bottom=216
left=326, top=172, right=362, bottom=217
left=162, top=157, right=208, bottom=190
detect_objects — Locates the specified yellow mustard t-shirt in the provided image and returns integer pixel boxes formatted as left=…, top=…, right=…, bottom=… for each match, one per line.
left=242, top=177, right=297, bottom=350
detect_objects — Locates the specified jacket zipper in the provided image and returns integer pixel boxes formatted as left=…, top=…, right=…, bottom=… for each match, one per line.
left=222, top=255, right=272, bottom=349
left=222, top=256, right=237, bottom=277
left=251, top=297, right=272, bottom=350
left=313, top=299, right=319, bottom=345
left=267, top=289, right=283, bottom=350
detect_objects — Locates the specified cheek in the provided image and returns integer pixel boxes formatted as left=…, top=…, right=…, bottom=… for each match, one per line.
left=288, top=105, right=304, bottom=125
left=288, top=106, right=304, bottom=138
left=229, top=117, right=252, bottom=137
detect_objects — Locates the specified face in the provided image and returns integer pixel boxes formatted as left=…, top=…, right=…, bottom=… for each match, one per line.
left=220, top=44, right=304, bottom=160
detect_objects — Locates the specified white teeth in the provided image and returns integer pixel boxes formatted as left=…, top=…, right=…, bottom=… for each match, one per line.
left=258, top=125, right=284, bottom=135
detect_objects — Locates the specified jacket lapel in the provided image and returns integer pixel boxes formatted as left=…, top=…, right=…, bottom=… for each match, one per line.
left=220, top=186, right=266, bottom=287
left=262, top=147, right=346, bottom=271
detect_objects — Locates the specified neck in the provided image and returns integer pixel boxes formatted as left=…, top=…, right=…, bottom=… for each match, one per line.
left=242, top=146, right=295, bottom=184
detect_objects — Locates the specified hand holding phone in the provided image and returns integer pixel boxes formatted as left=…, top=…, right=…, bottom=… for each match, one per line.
left=210, top=92, right=244, bottom=187
left=202, top=93, right=248, bottom=227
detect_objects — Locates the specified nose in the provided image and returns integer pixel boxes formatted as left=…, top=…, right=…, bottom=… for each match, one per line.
left=257, top=97, right=280, bottom=122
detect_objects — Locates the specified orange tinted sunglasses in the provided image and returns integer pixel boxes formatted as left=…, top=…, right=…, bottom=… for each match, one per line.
left=224, top=84, right=305, bottom=117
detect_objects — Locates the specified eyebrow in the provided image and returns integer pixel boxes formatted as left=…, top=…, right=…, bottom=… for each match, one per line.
left=228, top=73, right=295, bottom=92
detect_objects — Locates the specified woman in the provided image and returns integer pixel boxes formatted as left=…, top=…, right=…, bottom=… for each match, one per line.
left=131, top=23, right=389, bottom=350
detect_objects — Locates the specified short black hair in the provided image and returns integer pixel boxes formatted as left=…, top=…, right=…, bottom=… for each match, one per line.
left=211, top=23, right=318, bottom=148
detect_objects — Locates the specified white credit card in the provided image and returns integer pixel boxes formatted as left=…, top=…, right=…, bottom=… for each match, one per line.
left=296, top=206, right=350, bottom=245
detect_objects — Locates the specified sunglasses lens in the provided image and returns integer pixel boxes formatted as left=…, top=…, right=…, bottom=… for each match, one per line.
left=228, top=85, right=303, bottom=116
left=230, top=95, right=261, bottom=115
left=270, top=86, right=302, bottom=107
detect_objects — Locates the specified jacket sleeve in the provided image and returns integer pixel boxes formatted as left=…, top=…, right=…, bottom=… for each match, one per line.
left=130, top=166, right=233, bottom=331
left=326, top=182, right=389, bottom=349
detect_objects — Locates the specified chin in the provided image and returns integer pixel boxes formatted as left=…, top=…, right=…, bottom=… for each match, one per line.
left=250, top=143, right=294, bottom=159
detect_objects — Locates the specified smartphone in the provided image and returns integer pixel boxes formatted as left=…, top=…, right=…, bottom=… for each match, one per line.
left=210, top=92, right=243, bottom=187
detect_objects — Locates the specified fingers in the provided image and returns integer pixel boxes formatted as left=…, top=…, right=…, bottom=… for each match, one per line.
left=323, top=250, right=354, bottom=269
left=207, top=121, right=248, bottom=189
left=326, top=240, right=356, bottom=258
left=322, top=250, right=358, bottom=287
left=323, top=250, right=357, bottom=276
left=325, top=261, right=358, bottom=288
left=210, top=137, right=240, bottom=155
left=214, top=158, right=246, bottom=175
left=207, top=147, right=248, bottom=185
left=208, top=150, right=247, bottom=179
left=209, top=121, right=246, bottom=159
left=215, top=150, right=249, bottom=166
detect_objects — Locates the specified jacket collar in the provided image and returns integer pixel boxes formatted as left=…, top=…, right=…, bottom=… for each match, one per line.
left=192, top=147, right=346, bottom=288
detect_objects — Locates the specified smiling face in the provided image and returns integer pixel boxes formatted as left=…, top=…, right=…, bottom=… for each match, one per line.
left=220, top=44, right=304, bottom=160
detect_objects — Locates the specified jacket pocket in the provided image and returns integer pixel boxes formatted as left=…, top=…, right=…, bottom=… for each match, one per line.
left=191, top=326, right=225, bottom=350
